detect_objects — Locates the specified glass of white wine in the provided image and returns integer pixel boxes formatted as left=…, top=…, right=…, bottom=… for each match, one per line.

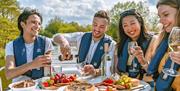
left=162, top=27, right=180, bottom=77
left=128, top=41, right=139, bottom=72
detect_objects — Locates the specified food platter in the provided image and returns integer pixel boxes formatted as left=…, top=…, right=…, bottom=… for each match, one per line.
left=8, top=74, right=151, bottom=91
left=88, top=75, right=151, bottom=91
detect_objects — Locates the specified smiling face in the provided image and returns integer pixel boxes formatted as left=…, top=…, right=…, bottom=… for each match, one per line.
left=92, top=17, right=109, bottom=40
left=21, top=14, right=41, bottom=37
left=158, top=5, right=177, bottom=32
left=122, top=15, right=141, bottom=41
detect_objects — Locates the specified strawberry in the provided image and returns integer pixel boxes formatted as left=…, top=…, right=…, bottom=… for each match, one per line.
left=69, top=76, right=75, bottom=81
left=60, top=73, right=66, bottom=78
left=68, top=78, right=73, bottom=82
left=56, top=73, right=61, bottom=78
left=61, top=78, right=69, bottom=83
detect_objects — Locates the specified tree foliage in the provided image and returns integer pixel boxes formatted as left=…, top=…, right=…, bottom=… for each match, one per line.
left=41, top=17, right=91, bottom=37
left=0, top=0, right=20, bottom=49
left=0, top=0, right=20, bottom=22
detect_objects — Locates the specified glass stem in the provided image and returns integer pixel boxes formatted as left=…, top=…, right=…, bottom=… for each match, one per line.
left=170, top=61, right=175, bottom=70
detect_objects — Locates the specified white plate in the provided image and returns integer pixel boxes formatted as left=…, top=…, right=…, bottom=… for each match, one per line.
left=57, top=86, right=99, bottom=91
left=9, top=80, right=37, bottom=91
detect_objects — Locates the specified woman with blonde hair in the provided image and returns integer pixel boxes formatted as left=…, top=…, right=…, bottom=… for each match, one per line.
left=147, top=0, right=180, bottom=90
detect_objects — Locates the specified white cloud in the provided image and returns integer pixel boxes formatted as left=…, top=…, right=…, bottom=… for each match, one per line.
left=18, top=0, right=109, bottom=26
left=17, top=0, right=156, bottom=27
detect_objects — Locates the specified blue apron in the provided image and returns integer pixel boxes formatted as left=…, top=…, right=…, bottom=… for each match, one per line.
left=147, top=35, right=179, bottom=91
left=78, top=33, right=112, bottom=68
left=117, top=38, right=149, bottom=79
left=13, top=35, right=46, bottom=79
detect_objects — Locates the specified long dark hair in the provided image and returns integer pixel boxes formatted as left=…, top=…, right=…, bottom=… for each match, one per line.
left=157, top=0, right=180, bottom=27
left=18, top=7, right=42, bottom=36
left=117, top=9, right=151, bottom=56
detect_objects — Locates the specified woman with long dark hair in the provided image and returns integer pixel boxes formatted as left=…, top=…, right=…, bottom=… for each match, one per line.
left=115, top=9, right=152, bottom=80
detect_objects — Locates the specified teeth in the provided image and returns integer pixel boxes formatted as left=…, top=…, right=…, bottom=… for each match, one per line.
left=94, top=31, right=99, bottom=34
left=164, top=25, right=168, bottom=27
left=129, top=31, right=134, bottom=35
left=163, top=24, right=168, bottom=28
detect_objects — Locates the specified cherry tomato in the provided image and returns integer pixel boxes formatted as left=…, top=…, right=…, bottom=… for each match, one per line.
left=42, top=82, right=49, bottom=87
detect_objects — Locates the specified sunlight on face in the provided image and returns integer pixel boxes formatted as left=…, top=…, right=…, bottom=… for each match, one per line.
left=92, top=17, right=109, bottom=39
left=122, top=15, right=141, bottom=41
left=158, top=5, right=177, bottom=32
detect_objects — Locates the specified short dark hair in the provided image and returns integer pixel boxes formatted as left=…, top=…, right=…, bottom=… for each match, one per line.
left=18, top=7, right=42, bottom=35
left=94, top=10, right=110, bottom=24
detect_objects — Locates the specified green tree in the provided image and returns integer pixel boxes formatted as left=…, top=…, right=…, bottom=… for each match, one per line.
left=0, top=0, right=20, bottom=49
left=0, top=16, right=19, bottom=49
left=41, top=17, right=91, bottom=37
left=0, top=0, right=20, bottom=89
left=0, top=0, right=20, bottom=22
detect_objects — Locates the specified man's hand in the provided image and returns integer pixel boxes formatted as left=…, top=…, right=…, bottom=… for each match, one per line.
left=53, top=34, right=72, bottom=60
left=83, top=64, right=96, bottom=75
left=60, top=44, right=72, bottom=60
left=30, top=55, right=51, bottom=69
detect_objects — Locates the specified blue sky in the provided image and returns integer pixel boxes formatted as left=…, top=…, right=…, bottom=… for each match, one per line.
left=17, top=0, right=156, bottom=27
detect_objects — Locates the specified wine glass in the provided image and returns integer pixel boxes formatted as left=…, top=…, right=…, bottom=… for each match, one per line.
left=162, top=27, right=180, bottom=77
left=76, top=61, right=86, bottom=76
left=128, top=41, right=139, bottom=72
left=51, top=65, right=62, bottom=76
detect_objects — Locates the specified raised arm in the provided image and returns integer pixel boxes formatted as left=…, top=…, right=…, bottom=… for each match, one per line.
left=53, top=32, right=84, bottom=60
left=53, top=33, right=71, bottom=60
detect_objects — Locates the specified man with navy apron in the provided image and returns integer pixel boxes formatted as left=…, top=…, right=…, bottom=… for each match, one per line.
left=53, top=10, right=116, bottom=75
left=5, top=8, right=53, bottom=82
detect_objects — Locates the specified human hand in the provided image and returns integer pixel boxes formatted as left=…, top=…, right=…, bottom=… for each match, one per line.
left=60, top=44, right=72, bottom=60
left=83, top=64, right=95, bottom=75
left=30, top=55, right=51, bottom=69
left=131, top=46, right=146, bottom=65
left=45, top=50, right=52, bottom=55
left=170, top=51, right=180, bottom=65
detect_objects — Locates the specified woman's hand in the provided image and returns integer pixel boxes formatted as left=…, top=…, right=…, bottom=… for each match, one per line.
left=132, top=46, right=146, bottom=65
left=170, top=51, right=180, bottom=64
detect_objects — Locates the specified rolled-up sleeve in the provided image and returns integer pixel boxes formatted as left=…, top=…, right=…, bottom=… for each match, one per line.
left=5, top=41, right=14, bottom=56
left=53, top=32, right=84, bottom=47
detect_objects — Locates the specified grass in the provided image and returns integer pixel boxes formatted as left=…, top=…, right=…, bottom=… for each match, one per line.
left=0, top=48, right=11, bottom=90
